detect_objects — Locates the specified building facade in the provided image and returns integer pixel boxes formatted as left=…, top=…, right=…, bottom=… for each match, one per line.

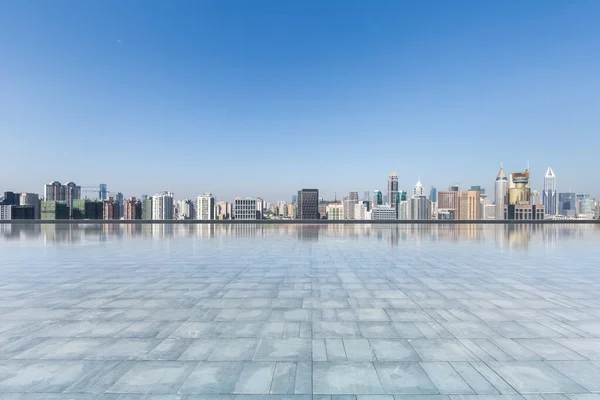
left=543, top=167, right=557, bottom=217
left=196, top=193, right=216, bottom=220
left=459, top=190, right=481, bottom=220
left=577, top=194, right=595, bottom=218
left=124, top=198, right=142, bottom=220
left=373, top=190, right=383, bottom=206
left=152, top=192, right=174, bottom=220
left=216, top=201, right=231, bottom=220
left=506, top=204, right=545, bottom=220
left=495, top=164, right=508, bottom=220
left=409, top=181, right=431, bottom=220
left=558, top=192, right=577, bottom=217
left=103, top=199, right=121, bottom=220
left=387, top=172, right=399, bottom=206
left=508, top=169, right=531, bottom=205
left=429, top=187, right=437, bottom=203
left=41, top=201, right=69, bottom=220
left=484, top=204, right=496, bottom=220
left=72, top=199, right=103, bottom=219
left=371, top=205, right=397, bottom=220
left=326, top=201, right=343, bottom=220
left=176, top=199, right=195, bottom=220
left=19, top=193, right=40, bottom=219
left=354, top=202, right=368, bottom=220
left=142, top=198, right=153, bottom=220
left=234, top=198, right=258, bottom=220
left=99, top=184, right=108, bottom=201
left=0, top=205, right=12, bottom=220
left=296, top=189, right=319, bottom=219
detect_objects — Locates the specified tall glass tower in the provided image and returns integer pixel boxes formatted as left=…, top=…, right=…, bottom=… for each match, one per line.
left=543, top=167, right=557, bottom=216
left=494, top=164, right=508, bottom=220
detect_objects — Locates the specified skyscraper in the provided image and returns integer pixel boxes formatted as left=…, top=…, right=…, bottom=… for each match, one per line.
left=296, top=189, right=319, bottom=219
left=459, top=191, right=481, bottom=220
left=115, top=192, right=124, bottom=217
left=494, top=164, right=508, bottom=220
left=124, top=198, right=142, bottom=220
left=577, top=194, right=595, bottom=218
left=343, top=190, right=359, bottom=219
left=409, top=180, right=431, bottom=220
left=373, top=190, right=383, bottom=206
left=64, top=182, right=81, bottom=218
left=142, top=198, right=153, bottom=220
left=177, top=199, right=195, bottom=220
left=103, top=198, right=120, bottom=220
left=387, top=172, right=398, bottom=205
left=196, top=193, right=215, bottom=220
left=429, top=187, right=437, bottom=203
left=543, top=167, right=557, bottom=217
left=44, top=181, right=65, bottom=201
left=99, top=184, right=108, bottom=201
left=152, top=192, right=174, bottom=220
left=413, top=180, right=424, bottom=197
left=508, top=168, right=531, bottom=205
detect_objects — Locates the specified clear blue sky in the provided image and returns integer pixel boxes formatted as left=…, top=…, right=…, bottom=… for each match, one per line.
left=1, top=0, right=599, bottom=201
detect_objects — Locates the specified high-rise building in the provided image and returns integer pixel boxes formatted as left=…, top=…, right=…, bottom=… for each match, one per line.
left=437, top=209, right=456, bottom=220
left=234, top=198, right=258, bottom=220
left=363, top=191, right=370, bottom=201
left=19, top=193, right=40, bottom=219
left=41, top=201, right=69, bottom=220
left=142, top=198, right=153, bottom=220
left=470, top=186, right=485, bottom=194
left=296, top=189, right=319, bottom=219
left=577, top=194, right=595, bottom=218
left=409, top=180, right=431, bottom=220
left=354, top=201, right=368, bottom=220
left=176, top=199, right=195, bottom=220
left=459, top=191, right=481, bottom=220
left=99, top=184, right=108, bottom=201
left=141, top=194, right=148, bottom=202
left=115, top=192, right=124, bottom=217
left=508, top=168, right=531, bottom=205
left=373, top=190, right=383, bottom=206
left=387, top=172, right=399, bottom=206
left=277, top=201, right=287, bottom=217
left=216, top=201, right=231, bottom=220
left=558, top=192, right=577, bottom=217
left=44, top=181, right=65, bottom=201
left=196, top=193, right=215, bottom=220
left=291, top=195, right=297, bottom=204
left=326, top=201, right=343, bottom=220
left=152, top=192, right=174, bottom=220
left=397, top=200, right=409, bottom=220
left=104, top=198, right=121, bottom=220
left=495, top=164, right=508, bottom=220
left=287, top=203, right=297, bottom=219
left=1, top=191, right=18, bottom=205
left=437, top=191, right=459, bottom=219
left=64, top=182, right=81, bottom=216
left=72, top=199, right=103, bottom=219
left=530, top=189, right=542, bottom=206
left=124, top=197, right=142, bottom=220
left=543, top=167, right=557, bottom=217
left=429, top=187, right=437, bottom=203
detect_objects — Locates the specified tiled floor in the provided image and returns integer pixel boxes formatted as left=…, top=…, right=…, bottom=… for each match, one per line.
left=1, top=223, right=600, bottom=400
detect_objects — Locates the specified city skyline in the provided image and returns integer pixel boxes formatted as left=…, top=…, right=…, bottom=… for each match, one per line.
left=2, top=1, right=600, bottom=199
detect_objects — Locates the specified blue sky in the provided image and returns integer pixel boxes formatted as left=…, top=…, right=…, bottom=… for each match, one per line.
left=1, top=0, right=599, bottom=201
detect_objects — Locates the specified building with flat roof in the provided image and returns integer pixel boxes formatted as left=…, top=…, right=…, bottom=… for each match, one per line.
left=142, top=198, right=153, bottom=220
left=124, top=198, right=142, bottom=220
left=234, top=198, right=258, bottom=220
left=296, top=189, right=319, bottom=219
left=19, top=193, right=40, bottom=219
left=41, top=201, right=69, bottom=220
left=103, top=199, right=120, bottom=220
left=196, top=193, right=215, bottom=220
left=326, top=201, right=343, bottom=220
left=72, top=199, right=103, bottom=219
left=371, top=204, right=397, bottom=220
left=459, top=190, right=481, bottom=220
left=152, top=192, right=174, bottom=220
left=558, top=192, right=577, bottom=217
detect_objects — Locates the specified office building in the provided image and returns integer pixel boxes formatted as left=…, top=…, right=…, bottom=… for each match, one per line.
left=99, top=184, right=108, bottom=201
left=438, top=191, right=459, bottom=220
left=0, top=205, right=12, bottom=220
left=543, top=167, right=557, bottom=216
left=142, top=198, right=153, bottom=220
left=484, top=204, right=496, bottom=220
left=354, top=201, right=368, bottom=220
left=531, top=189, right=542, bottom=206
left=152, top=192, right=174, bottom=220
left=115, top=192, right=124, bottom=217
left=429, top=187, right=437, bottom=203
left=495, top=164, right=508, bottom=220
left=287, top=203, right=297, bottom=219
left=256, top=198, right=265, bottom=219
left=436, top=209, right=456, bottom=220
left=72, top=199, right=103, bottom=219
left=409, top=180, right=431, bottom=220
left=506, top=204, right=545, bottom=220
left=234, top=198, right=258, bottom=220
left=470, top=186, right=485, bottom=194
left=577, top=194, right=595, bottom=218
left=1, top=191, right=18, bottom=205
left=41, top=201, right=69, bottom=220
left=508, top=168, right=531, bottom=205
left=326, top=201, right=343, bottom=220
left=342, top=190, right=359, bottom=219
left=296, top=189, right=319, bottom=219
left=0, top=205, right=35, bottom=220
left=373, top=190, right=383, bottom=206
left=124, top=198, right=142, bottom=220
left=196, top=193, right=215, bottom=220
left=459, top=190, right=481, bottom=220
left=103, top=198, right=121, bottom=220
left=371, top=204, right=397, bottom=220
left=216, top=201, right=232, bottom=220
left=388, top=173, right=399, bottom=205
left=363, top=191, right=370, bottom=201
left=558, top=192, right=577, bottom=217
left=277, top=201, right=287, bottom=217
left=397, top=200, right=409, bottom=220
left=19, top=193, right=40, bottom=219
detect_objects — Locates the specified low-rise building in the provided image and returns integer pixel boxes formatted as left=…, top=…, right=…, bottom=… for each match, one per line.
left=436, top=208, right=456, bottom=220
left=41, top=201, right=69, bottom=220
left=371, top=205, right=397, bottom=220
left=234, top=198, right=258, bottom=220
left=506, top=204, right=545, bottom=220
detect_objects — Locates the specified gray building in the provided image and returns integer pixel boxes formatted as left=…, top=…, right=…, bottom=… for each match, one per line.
left=495, top=164, right=508, bottom=220
left=373, top=190, right=383, bottom=206
left=558, top=192, right=577, bottom=217
left=296, top=189, right=319, bottom=219
left=543, top=167, right=557, bottom=217
left=234, top=198, right=259, bottom=220
left=142, top=198, right=153, bottom=220
left=20, top=193, right=41, bottom=219
left=371, top=205, right=396, bottom=220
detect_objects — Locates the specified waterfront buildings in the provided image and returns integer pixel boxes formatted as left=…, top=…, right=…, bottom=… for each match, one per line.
left=429, top=187, right=437, bottom=203
left=484, top=204, right=496, bottom=220
left=296, top=189, right=319, bottom=219
left=287, top=203, right=297, bottom=219
left=459, top=190, right=481, bottom=220
left=103, top=198, right=120, bottom=220
left=99, top=184, right=108, bottom=201
left=41, top=201, right=69, bottom=220
left=72, top=199, right=103, bottom=219
left=19, top=193, right=40, bottom=219
left=115, top=192, right=124, bottom=217
left=152, top=192, right=174, bottom=220
left=0, top=205, right=35, bottom=220
left=543, top=167, right=557, bottom=217
left=44, top=181, right=65, bottom=201
left=508, top=168, right=531, bottom=205
left=438, top=191, right=459, bottom=220
left=142, top=198, right=153, bottom=220
left=495, top=165, right=508, bottom=220
left=354, top=201, right=368, bottom=220
left=124, top=198, right=142, bottom=220
left=1, top=191, right=18, bottom=205
left=436, top=209, right=456, bottom=220
left=0, top=205, right=11, bottom=220
left=558, top=192, right=577, bottom=217
left=577, top=194, right=595, bottom=218
left=326, top=201, right=343, bottom=220
left=506, top=204, right=545, bottom=220
left=343, top=190, right=359, bottom=220
left=409, top=180, right=431, bottom=220
left=397, top=200, right=409, bottom=220
left=176, top=199, right=195, bottom=220
left=373, top=190, right=383, bottom=206
left=215, top=201, right=231, bottom=220
left=196, top=193, right=215, bottom=220
left=234, top=197, right=258, bottom=220
left=370, top=204, right=395, bottom=220
left=596, top=202, right=600, bottom=220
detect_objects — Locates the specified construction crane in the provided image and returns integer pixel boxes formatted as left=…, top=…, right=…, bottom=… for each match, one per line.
left=80, top=186, right=108, bottom=200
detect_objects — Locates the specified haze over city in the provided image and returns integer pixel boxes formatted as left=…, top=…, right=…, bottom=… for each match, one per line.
left=2, top=1, right=600, bottom=200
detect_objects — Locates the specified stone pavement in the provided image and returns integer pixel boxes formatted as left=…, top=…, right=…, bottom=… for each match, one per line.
left=1, top=224, right=600, bottom=399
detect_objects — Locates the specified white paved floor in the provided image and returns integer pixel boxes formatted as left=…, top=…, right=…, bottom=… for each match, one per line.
left=1, top=223, right=600, bottom=400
